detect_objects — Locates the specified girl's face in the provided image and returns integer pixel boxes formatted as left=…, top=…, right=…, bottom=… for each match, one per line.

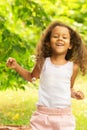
left=50, top=26, right=71, bottom=56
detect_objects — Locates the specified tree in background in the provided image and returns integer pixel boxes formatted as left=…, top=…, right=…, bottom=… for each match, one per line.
left=0, top=0, right=87, bottom=90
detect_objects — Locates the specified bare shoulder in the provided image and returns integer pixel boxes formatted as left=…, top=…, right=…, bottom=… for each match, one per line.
left=71, top=63, right=79, bottom=80
left=71, top=63, right=79, bottom=88
left=73, top=63, right=79, bottom=73
left=31, top=58, right=46, bottom=79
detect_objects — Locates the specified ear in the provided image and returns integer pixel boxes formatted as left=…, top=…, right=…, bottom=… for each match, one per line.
left=68, top=44, right=72, bottom=49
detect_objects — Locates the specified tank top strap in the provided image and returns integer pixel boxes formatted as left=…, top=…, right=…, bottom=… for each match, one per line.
left=41, top=57, right=50, bottom=71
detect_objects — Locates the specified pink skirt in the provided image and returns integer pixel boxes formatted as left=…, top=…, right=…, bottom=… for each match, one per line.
left=30, top=105, right=75, bottom=130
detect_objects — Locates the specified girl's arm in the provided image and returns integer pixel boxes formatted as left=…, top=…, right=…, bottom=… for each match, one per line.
left=71, top=63, right=84, bottom=100
left=6, top=57, right=40, bottom=82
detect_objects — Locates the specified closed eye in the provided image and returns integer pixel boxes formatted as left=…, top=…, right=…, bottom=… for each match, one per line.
left=63, top=36, right=68, bottom=39
left=53, top=35, right=58, bottom=38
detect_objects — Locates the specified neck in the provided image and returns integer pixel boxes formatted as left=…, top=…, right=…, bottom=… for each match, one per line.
left=50, top=54, right=67, bottom=65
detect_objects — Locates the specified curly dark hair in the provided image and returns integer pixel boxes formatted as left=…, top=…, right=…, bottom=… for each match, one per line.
left=36, top=21, right=87, bottom=75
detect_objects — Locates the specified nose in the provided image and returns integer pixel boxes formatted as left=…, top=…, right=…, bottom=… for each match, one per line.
left=57, top=36, right=62, bottom=41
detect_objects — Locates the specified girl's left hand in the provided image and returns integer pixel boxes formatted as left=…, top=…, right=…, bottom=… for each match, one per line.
left=71, top=90, right=84, bottom=100
left=74, top=91, right=84, bottom=100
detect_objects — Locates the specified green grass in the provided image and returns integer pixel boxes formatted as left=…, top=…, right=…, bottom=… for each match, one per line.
left=0, top=87, right=38, bottom=125
left=0, top=75, right=87, bottom=130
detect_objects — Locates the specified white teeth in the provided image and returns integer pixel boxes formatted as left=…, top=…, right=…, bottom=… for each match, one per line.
left=56, top=43, right=64, bottom=46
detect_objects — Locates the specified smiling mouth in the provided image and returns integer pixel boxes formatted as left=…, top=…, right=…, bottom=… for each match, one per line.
left=56, top=43, right=64, bottom=46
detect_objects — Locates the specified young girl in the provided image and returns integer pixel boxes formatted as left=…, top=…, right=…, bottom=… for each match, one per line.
left=6, top=21, right=87, bottom=130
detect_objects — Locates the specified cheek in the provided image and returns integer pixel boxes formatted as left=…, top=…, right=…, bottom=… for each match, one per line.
left=50, top=42, right=55, bottom=48
left=50, top=38, right=53, bottom=44
left=50, top=38, right=56, bottom=45
left=67, top=40, right=71, bottom=47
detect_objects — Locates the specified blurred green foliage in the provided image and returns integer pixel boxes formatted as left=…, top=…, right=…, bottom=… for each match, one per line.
left=0, top=0, right=87, bottom=90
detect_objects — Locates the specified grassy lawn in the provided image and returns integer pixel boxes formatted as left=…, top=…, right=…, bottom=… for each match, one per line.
left=0, top=75, right=87, bottom=130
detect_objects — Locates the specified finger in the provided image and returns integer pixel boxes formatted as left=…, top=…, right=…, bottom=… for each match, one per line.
left=7, top=57, right=15, bottom=63
left=75, top=92, right=84, bottom=99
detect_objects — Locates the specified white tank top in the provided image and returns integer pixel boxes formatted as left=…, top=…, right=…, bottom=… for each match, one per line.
left=37, top=57, right=73, bottom=108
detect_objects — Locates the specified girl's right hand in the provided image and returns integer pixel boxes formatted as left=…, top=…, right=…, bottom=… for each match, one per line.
left=6, top=57, right=17, bottom=69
